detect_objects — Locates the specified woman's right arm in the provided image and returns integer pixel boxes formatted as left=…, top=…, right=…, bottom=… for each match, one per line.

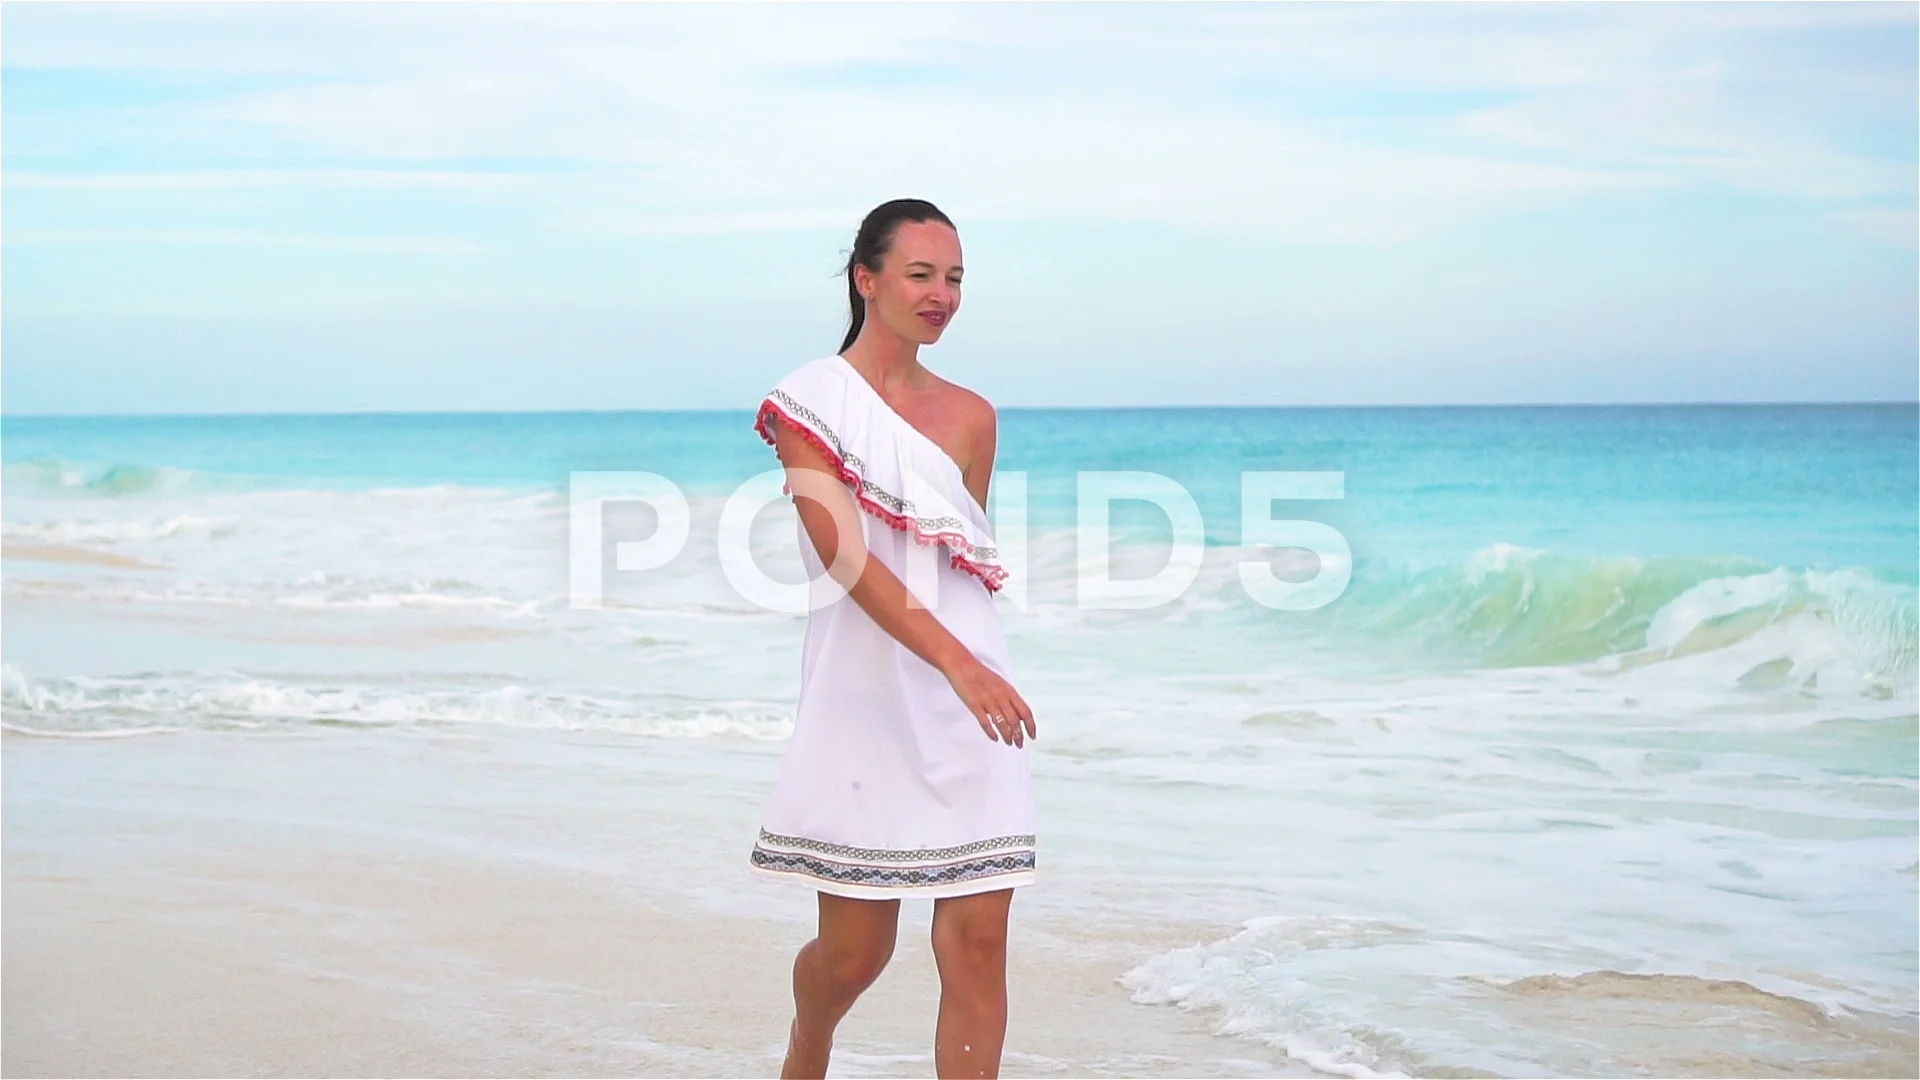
left=769, top=414, right=1036, bottom=746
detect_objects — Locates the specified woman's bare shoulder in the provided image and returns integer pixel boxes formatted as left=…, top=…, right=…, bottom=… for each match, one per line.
left=930, top=374, right=997, bottom=434
left=928, top=376, right=998, bottom=505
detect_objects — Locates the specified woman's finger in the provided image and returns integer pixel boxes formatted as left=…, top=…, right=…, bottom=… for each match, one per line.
left=975, top=704, right=1001, bottom=743
left=1001, top=689, right=1034, bottom=738
left=998, top=699, right=1023, bottom=747
left=986, top=701, right=1016, bottom=747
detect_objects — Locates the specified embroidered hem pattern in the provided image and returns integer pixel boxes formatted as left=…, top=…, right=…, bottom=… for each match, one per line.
left=753, top=394, right=1009, bottom=593
left=749, top=827, right=1037, bottom=896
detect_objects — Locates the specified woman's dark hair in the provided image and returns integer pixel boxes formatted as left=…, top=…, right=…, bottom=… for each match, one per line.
left=839, top=198, right=955, bottom=354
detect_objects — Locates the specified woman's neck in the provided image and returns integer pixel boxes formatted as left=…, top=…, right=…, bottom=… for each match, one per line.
left=840, top=333, right=924, bottom=392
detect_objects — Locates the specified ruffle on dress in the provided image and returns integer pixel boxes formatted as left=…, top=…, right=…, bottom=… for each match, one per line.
left=752, top=354, right=1009, bottom=594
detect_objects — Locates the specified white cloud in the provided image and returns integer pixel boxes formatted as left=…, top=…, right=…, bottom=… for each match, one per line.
left=5, top=228, right=490, bottom=256
left=7, top=2, right=1910, bottom=243
left=3, top=168, right=539, bottom=194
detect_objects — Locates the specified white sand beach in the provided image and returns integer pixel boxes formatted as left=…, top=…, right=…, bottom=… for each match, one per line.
left=3, top=728, right=1318, bottom=1079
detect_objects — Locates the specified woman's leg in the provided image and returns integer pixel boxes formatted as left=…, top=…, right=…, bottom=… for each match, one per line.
left=781, top=891, right=901, bottom=1080
left=929, top=887, right=1013, bottom=1080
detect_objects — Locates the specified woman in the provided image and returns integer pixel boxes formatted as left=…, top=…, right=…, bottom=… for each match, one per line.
left=747, top=198, right=1039, bottom=1080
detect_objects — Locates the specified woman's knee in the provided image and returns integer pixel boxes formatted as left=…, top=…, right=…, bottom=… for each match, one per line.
left=930, top=898, right=1009, bottom=977
left=812, top=894, right=900, bottom=991
left=815, top=931, right=895, bottom=990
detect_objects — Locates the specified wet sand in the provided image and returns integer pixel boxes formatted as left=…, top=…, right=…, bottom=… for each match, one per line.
left=2, top=541, right=165, bottom=569
left=2, top=729, right=1314, bottom=1079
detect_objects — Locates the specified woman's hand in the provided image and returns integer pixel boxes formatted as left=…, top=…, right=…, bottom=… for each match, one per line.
left=942, top=655, right=1036, bottom=747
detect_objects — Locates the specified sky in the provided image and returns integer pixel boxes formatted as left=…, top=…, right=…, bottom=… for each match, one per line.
left=3, top=1, right=1916, bottom=415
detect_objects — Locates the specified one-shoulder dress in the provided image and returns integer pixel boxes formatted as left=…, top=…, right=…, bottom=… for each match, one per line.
left=746, top=354, right=1037, bottom=900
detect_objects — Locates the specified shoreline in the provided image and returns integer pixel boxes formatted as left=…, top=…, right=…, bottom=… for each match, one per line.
left=2, top=541, right=167, bottom=569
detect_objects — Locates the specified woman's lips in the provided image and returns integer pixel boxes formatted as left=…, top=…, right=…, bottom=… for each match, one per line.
left=919, top=311, right=948, bottom=327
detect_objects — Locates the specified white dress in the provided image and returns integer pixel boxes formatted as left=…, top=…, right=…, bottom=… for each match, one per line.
left=747, top=354, right=1037, bottom=900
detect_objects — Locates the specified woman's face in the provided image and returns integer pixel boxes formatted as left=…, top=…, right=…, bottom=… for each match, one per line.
left=855, top=219, right=963, bottom=347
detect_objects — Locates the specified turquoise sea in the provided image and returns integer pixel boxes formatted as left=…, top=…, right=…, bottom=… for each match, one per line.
left=4, top=402, right=1916, bottom=1076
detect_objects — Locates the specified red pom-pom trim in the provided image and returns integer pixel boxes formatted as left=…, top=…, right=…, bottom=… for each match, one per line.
left=754, top=399, right=1008, bottom=594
